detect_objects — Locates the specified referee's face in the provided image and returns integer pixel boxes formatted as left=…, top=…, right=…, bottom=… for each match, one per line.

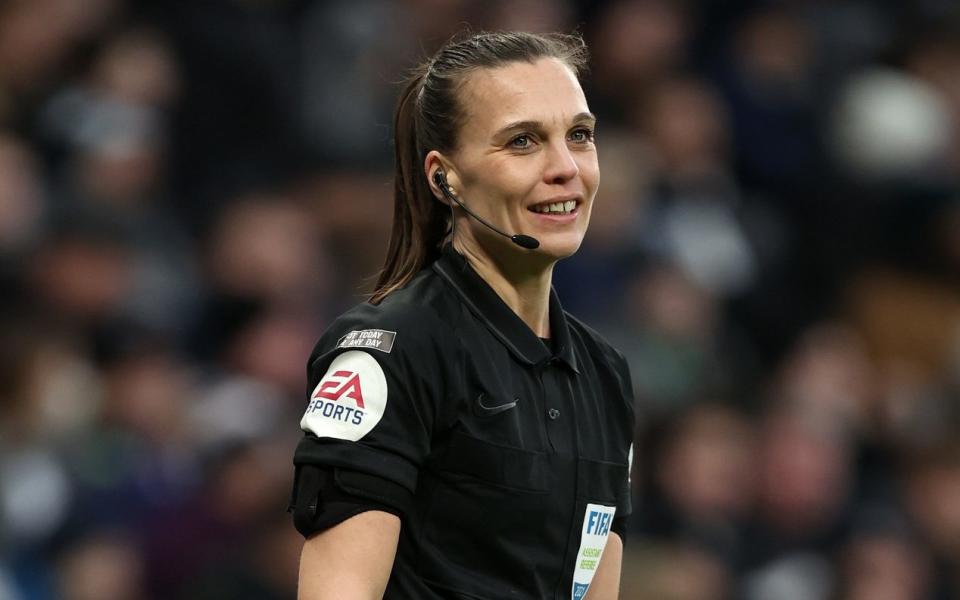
left=449, top=57, right=599, bottom=262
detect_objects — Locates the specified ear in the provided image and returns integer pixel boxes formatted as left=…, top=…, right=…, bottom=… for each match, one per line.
left=424, top=151, right=458, bottom=205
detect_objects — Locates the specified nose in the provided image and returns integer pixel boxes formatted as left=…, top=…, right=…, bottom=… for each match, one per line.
left=543, top=142, right=579, bottom=184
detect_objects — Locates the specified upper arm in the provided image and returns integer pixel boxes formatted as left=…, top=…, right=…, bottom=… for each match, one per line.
left=583, top=532, right=623, bottom=600
left=298, top=510, right=401, bottom=600
left=292, top=309, right=457, bottom=536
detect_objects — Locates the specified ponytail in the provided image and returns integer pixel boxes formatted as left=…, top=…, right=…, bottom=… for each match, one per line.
left=370, top=31, right=589, bottom=304
left=370, top=72, right=449, bottom=304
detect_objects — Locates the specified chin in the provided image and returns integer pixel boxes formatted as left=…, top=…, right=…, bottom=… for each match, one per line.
left=535, top=235, right=585, bottom=261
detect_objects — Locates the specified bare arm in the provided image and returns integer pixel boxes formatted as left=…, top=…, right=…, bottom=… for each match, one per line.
left=584, top=533, right=623, bottom=600
left=298, top=510, right=401, bottom=600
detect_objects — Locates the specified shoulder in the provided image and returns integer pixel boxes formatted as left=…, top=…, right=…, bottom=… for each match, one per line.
left=300, top=269, right=462, bottom=441
left=308, top=268, right=461, bottom=372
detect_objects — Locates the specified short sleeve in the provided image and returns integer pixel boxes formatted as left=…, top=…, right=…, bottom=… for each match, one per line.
left=293, top=305, right=458, bottom=495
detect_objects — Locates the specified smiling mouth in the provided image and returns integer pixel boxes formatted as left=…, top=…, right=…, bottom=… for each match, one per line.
left=528, top=200, right=578, bottom=215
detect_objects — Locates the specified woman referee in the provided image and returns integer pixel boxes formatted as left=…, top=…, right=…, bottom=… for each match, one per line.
left=289, top=31, right=635, bottom=599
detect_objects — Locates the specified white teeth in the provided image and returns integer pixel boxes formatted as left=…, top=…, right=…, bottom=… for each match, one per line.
left=531, top=201, right=577, bottom=214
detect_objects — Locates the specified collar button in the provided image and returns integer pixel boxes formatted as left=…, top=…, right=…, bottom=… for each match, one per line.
left=548, top=408, right=560, bottom=420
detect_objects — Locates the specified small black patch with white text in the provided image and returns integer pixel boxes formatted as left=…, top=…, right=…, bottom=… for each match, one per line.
left=336, top=329, right=397, bottom=354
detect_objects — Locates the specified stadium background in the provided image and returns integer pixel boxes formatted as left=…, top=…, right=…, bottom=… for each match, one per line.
left=2, top=0, right=960, bottom=598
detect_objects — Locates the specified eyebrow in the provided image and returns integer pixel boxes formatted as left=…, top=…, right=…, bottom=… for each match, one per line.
left=493, top=112, right=597, bottom=138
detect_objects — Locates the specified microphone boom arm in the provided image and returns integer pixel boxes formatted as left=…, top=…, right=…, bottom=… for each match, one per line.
left=433, top=171, right=540, bottom=250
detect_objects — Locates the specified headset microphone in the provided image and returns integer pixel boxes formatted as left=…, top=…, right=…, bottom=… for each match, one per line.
left=433, top=171, right=540, bottom=250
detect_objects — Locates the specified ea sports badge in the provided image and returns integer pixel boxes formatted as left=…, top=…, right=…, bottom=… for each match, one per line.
left=571, top=503, right=616, bottom=599
left=300, top=351, right=387, bottom=441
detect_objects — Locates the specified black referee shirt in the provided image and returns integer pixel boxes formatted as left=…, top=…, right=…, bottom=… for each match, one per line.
left=293, top=245, right=635, bottom=600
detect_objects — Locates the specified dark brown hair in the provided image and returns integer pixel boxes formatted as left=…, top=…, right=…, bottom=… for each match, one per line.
left=370, top=31, right=589, bottom=304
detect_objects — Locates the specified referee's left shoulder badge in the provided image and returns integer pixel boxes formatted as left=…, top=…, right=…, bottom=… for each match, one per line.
left=336, top=329, right=396, bottom=353
left=300, top=351, right=388, bottom=441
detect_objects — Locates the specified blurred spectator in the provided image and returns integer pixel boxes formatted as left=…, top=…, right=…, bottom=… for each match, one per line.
left=298, top=0, right=414, bottom=166
left=34, top=25, right=198, bottom=338
left=204, top=194, right=327, bottom=305
left=39, top=25, right=179, bottom=183
left=57, top=340, right=202, bottom=556
left=482, top=0, right=574, bottom=32
left=635, top=76, right=759, bottom=299
left=902, top=442, right=960, bottom=596
left=141, top=436, right=294, bottom=598
left=0, top=134, right=45, bottom=255
left=296, top=171, right=393, bottom=302
left=55, top=532, right=145, bottom=600
left=176, top=514, right=300, bottom=600
left=740, top=408, right=854, bottom=599
left=0, top=0, right=121, bottom=123
left=713, top=6, right=821, bottom=192
left=25, top=218, right=133, bottom=331
left=588, top=0, right=691, bottom=124
left=655, top=404, right=755, bottom=526
left=220, top=306, right=320, bottom=398
left=835, top=524, right=933, bottom=600
left=189, top=192, right=330, bottom=386
left=621, top=540, right=731, bottom=600
left=0, top=322, right=101, bottom=443
left=602, top=261, right=755, bottom=415
left=752, top=410, right=852, bottom=546
left=770, top=322, right=879, bottom=435
left=189, top=376, right=288, bottom=459
left=638, top=76, right=730, bottom=175
left=0, top=322, right=92, bottom=598
left=636, top=403, right=756, bottom=569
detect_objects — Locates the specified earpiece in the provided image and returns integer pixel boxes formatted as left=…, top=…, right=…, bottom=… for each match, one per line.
left=434, top=170, right=454, bottom=195
left=429, top=168, right=540, bottom=250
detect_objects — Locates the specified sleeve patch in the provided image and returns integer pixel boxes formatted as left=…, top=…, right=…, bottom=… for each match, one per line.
left=572, top=503, right=617, bottom=599
left=336, top=329, right=397, bottom=353
left=300, top=351, right=388, bottom=441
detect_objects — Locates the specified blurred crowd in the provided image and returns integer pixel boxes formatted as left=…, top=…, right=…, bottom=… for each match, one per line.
left=2, top=0, right=960, bottom=598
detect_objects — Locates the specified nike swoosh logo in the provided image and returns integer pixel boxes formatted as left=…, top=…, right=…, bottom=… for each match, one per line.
left=475, top=393, right=518, bottom=416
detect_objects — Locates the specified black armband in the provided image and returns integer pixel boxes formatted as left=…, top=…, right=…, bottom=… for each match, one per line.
left=288, top=464, right=414, bottom=539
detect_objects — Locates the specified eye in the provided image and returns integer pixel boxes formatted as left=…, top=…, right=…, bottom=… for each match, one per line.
left=509, top=134, right=532, bottom=149
left=569, top=127, right=595, bottom=143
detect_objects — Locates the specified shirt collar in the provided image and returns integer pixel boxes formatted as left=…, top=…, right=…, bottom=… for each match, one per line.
left=433, top=245, right=580, bottom=373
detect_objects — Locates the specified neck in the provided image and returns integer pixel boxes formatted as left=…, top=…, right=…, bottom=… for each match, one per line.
left=453, top=237, right=554, bottom=338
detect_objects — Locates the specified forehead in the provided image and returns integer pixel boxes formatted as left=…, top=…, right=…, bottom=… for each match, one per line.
left=456, top=58, right=589, bottom=139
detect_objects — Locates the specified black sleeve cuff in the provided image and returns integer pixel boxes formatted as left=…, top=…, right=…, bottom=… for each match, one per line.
left=288, top=464, right=413, bottom=539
